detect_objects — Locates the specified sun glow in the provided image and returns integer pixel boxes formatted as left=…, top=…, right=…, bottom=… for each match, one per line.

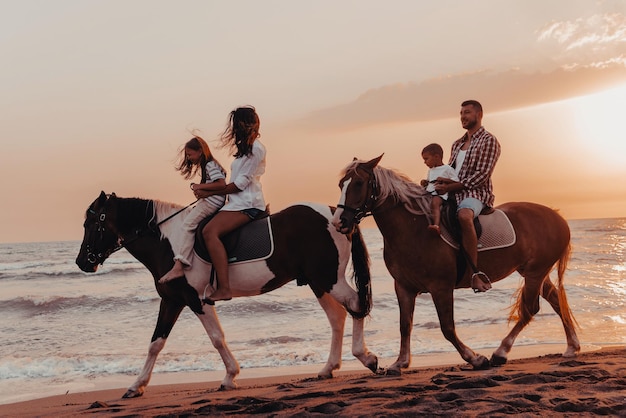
left=569, top=83, right=626, bottom=170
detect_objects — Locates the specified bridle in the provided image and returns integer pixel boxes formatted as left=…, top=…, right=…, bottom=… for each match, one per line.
left=84, top=199, right=154, bottom=265
left=84, top=198, right=197, bottom=265
left=85, top=209, right=119, bottom=265
left=336, top=169, right=379, bottom=225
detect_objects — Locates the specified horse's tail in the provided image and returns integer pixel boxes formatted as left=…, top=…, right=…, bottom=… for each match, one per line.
left=509, top=242, right=579, bottom=328
left=556, top=242, right=579, bottom=330
left=348, top=225, right=372, bottom=319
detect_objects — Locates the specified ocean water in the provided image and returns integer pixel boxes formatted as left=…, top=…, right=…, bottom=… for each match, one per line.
left=0, top=218, right=625, bottom=404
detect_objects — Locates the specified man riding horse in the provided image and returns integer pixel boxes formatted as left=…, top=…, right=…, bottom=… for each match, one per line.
left=434, top=100, right=501, bottom=292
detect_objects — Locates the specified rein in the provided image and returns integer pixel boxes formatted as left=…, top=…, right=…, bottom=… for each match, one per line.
left=87, top=198, right=198, bottom=264
left=156, top=199, right=199, bottom=226
left=338, top=166, right=432, bottom=225
left=118, top=199, right=199, bottom=247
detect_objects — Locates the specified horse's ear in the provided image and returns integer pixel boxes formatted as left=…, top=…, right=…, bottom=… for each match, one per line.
left=353, top=157, right=358, bottom=161
left=98, top=191, right=107, bottom=204
left=364, top=154, right=384, bottom=170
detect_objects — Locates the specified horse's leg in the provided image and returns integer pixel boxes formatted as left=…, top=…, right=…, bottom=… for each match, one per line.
left=325, top=280, right=378, bottom=373
left=386, top=280, right=417, bottom=375
left=315, top=292, right=347, bottom=378
left=431, top=288, right=490, bottom=370
left=538, top=278, right=581, bottom=357
left=194, top=303, right=240, bottom=390
left=124, top=299, right=184, bottom=398
left=491, top=273, right=545, bottom=365
left=350, top=315, right=379, bottom=373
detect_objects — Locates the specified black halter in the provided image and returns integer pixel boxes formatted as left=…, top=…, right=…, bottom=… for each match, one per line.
left=84, top=209, right=118, bottom=265
left=85, top=199, right=156, bottom=265
left=85, top=198, right=197, bottom=265
left=337, top=171, right=378, bottom=224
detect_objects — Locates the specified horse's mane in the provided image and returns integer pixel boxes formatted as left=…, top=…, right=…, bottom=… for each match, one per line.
left=153, top=199, right=184, bottom=219
left=151, top=199, right=188, bottom=241
left=342, top=160, right=432, bottom=216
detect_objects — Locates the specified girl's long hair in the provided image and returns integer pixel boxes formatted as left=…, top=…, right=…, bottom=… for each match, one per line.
left=175, top=135, right=224, bottom=182
left=220, top=106, right=260, bottom=158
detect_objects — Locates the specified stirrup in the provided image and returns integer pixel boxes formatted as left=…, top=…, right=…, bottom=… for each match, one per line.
left=471, top=271, right=491, bottom=293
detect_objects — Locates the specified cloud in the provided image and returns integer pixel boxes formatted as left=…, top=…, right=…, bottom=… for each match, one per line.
left=291, top=12, right=626, bottom=133
left=537, top=13, right=626, bottom=68
left=293, top=64, right=626, bottom=132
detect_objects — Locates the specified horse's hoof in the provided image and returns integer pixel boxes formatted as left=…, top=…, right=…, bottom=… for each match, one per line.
left=472, top=356, right=491, bottom=370
left=316, top=372, right=334, bottom=380
left=490, top=354, right=507, bottom=366
left=385, top=368, right=402, bottom=376
left=366, top=358, right=379, bottom=374
left=122, top=389, right=143, bottom=398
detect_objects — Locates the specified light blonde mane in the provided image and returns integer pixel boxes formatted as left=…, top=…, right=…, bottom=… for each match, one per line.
left=342, top=160, right=432, bottom=216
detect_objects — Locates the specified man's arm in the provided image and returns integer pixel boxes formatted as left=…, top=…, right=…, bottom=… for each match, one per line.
left=434, top=177, right=464, bottom=194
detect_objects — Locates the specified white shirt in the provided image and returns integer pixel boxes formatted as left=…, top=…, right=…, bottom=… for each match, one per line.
left=221, top=140, right=266, bottom=211
left=426, top=164, right=459, bottom=200
left=454, top=150, right=467, bottom=176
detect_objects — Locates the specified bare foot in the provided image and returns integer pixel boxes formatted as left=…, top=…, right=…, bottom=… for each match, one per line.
left=207, top=289, right=232, bottom=302
left=159, top=264, right=184, bottom=284
left=428, top=224, right=441, bottom=235
left=471, top=271, right=492, bottom=293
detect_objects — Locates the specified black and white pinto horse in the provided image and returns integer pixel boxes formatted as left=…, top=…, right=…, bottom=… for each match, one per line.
left=76, top=192, right=378, bottom=398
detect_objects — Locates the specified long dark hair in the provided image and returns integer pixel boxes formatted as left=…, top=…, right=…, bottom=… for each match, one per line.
left=175, top=136, right=224, bottom=183
left=220, top=106, right=260, bottom=158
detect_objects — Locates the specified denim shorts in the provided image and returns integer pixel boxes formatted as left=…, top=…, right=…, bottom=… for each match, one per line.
left=457, top=197, right=485, bottom=219
left=241, top=208, right=265, bottom=220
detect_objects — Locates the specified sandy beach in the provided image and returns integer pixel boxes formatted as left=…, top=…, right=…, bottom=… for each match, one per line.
left=1, top=345, right=624, bottom=417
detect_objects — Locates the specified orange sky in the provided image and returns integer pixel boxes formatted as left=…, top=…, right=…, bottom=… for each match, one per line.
left=1, top=1, right=625, bottom=243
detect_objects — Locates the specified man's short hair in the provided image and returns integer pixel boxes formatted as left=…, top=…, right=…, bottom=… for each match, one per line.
left=461, top=100, right=483, bottom=113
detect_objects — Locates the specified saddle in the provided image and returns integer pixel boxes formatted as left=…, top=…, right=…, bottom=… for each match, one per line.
left=193, top=213, right=274, bottom=265
left=441, top=197, right=516, bottom=251
left=440, top=198, right=485, bottom=244
left=440, top=207, right=516, bottom=251
left=439, top=198, right=516, bottom=284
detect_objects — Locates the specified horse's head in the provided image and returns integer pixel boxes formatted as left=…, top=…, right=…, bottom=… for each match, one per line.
left=332, top=154, right=383, bottom=235
left=76, top=191, right=123, bottom=272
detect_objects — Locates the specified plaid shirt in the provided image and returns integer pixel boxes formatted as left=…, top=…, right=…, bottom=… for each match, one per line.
left=448, top=126, right=501, bottom=207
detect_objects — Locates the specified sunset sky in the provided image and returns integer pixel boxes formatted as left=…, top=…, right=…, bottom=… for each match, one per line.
left=1, top=0, right=625, bottom=243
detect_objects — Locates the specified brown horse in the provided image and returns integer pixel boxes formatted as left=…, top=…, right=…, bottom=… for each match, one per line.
left=76, top=192, right=378, bottom=398
left=332, top=155, right=580, bottom=372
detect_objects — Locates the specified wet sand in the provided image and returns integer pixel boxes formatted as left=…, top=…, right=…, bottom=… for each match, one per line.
left=1, top=345, right=624, bottom=417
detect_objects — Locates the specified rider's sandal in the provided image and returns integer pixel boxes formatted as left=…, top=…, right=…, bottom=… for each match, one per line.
left=471, top=271, right=492, bottom=293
